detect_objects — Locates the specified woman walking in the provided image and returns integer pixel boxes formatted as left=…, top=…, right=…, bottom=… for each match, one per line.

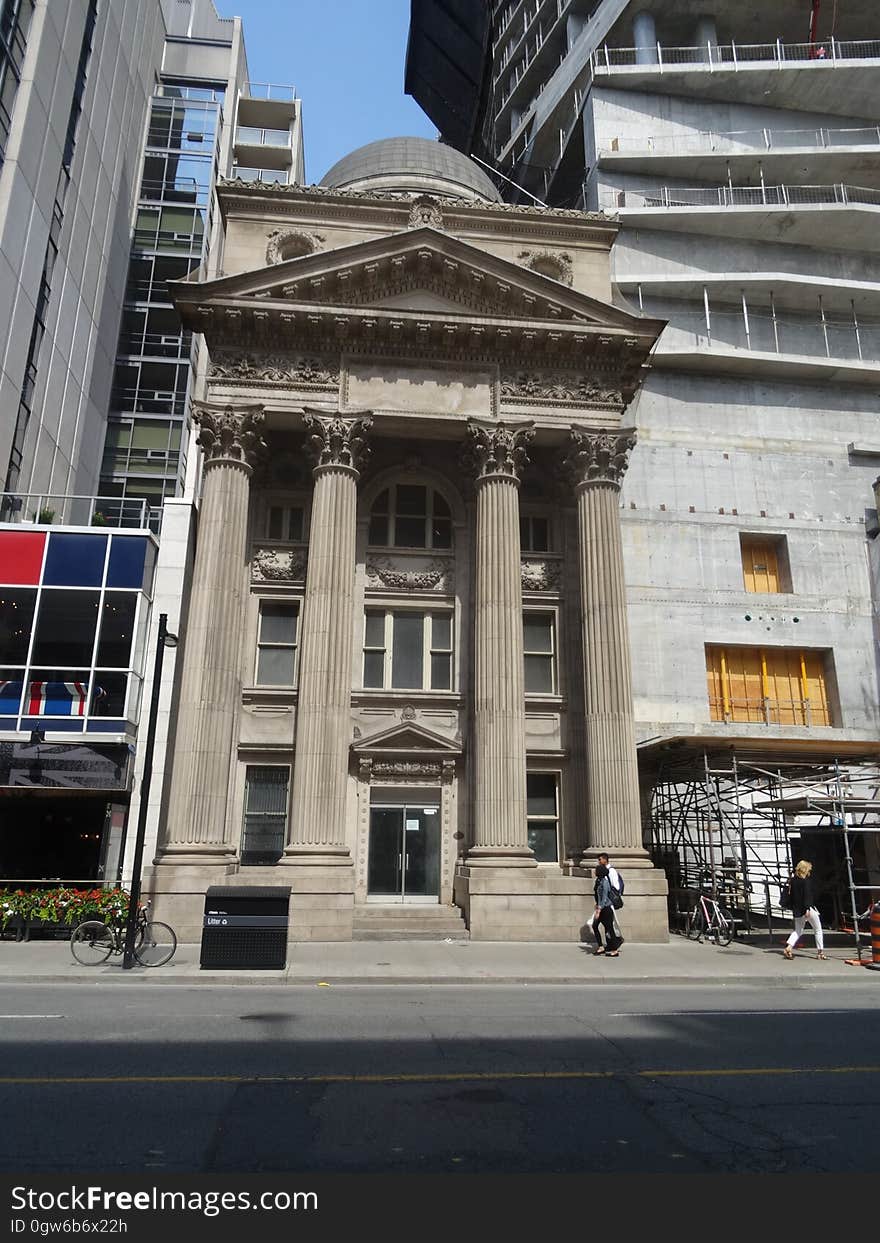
left=783, top=859, right=827, bottom=960
left=592, top=864, right=622, bottom=957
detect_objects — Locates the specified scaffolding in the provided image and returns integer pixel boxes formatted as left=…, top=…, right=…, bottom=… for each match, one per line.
left=642, top=738, right=880, bottom=959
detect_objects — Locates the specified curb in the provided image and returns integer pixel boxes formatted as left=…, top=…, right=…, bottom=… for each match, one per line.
left=1, top=972, right=874, bottom=987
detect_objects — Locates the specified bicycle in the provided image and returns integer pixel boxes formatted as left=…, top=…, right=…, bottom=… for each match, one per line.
left=70, top=900, right=177, bottom=967
left=685, top=890, right=734, bottom=946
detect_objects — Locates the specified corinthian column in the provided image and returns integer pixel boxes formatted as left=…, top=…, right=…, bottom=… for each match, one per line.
left=563, top=427, right=645, bottom=859
left=284, top=409, right=372, bottom=865
left=160, top=402, right=266, bottom=859
left=465, top=419, right=537, bottom=867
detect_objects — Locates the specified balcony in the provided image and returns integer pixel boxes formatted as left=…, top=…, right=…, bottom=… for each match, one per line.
left=233, top=125, right=294, bottom=171
left=599, top=125, right=880, bottom=184
left=601, top=183, right=880, bottom=251
left=0, top=492, right=150, bottom=530
left=231, top=166, right=289, bottom=185
left=591, top=39, right=880, bottom=118
left=237, top=81, right=298, bottom=132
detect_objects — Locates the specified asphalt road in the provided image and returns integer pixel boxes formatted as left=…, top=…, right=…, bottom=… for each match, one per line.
left=1, top=981, right=878, bottom=1174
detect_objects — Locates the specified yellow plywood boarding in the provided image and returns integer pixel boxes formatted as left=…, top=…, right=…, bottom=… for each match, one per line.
left=741, top=538, right=780, bottom=594
left=705, top=646, right=831, bottom=726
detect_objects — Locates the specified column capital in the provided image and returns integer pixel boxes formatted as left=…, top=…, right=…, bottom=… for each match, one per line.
left=562, top=426, right=637, bottom=492
left=193, top=401, right=267, bottom=474
left=303, top=408, right=372, bottom=477
left=462, top=419, right=535, bottom=485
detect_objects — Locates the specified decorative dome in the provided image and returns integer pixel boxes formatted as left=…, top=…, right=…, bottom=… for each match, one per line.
left=320, top=137, right=502, bottom=203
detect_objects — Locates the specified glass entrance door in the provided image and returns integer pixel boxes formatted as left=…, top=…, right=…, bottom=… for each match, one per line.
left=367, top=804, right=440, bottom=902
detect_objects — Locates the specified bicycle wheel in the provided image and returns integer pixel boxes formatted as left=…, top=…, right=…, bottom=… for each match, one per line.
left=134, top=921, right=177, bottom=967
left=685, top=907, right=705, bottom=941
left=70, top=920, right=114, bottom=965
left=713, top=909, right=734, bottom=947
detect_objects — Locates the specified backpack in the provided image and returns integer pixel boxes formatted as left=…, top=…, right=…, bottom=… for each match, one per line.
left=611, top=869, right=624, bottom=896
left=609, top=869, right=624, bottom=909
left=779, top=878, right=792, bottom=910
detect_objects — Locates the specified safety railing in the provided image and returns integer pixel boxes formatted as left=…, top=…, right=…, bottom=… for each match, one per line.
left=0, top=493, right=149, bottom=529
left=234, top=125, right=292, bottom=148
left=708, top=694, right=831, bottom=727
left=603, top=125, right=880, bottom=157
left=657, top=304, right=880, bottom=365
left=603, top=183, right=880, bottom=209
left=593, top=38, right=880, bottom=71
left=242, top=82, right=298, bottom=103
left=118, top=332, right=192, bottom=360
left=110, top=388, right=188, bottom=417
left=139, top=176, right=207, bottom=206
left=232, top=166, right=289, bottom=185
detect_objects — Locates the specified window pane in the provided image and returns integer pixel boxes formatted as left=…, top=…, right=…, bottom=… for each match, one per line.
left=96, top=593, right=137, bottom=667
left=524, top=614, right=553, bottom=653
left=364, top=651, right=385, bottom=688
left=391, top=612, right=424, bottom=688
left=431, top=653, right=451, bottom=690
left=245, top=766, right=289, bottom=813
left=396, top=485, right=426, bottom=516
left=268, top=507, right=284, bottom=539
left=368, top=514, right=389, bottom=545
left=527, top=774, right=557, bottom=816
left=287, top=508, right=304, bottom=541
left=0, top=670, right=24, bottom=714
left=257, top=646, right=296, bottom=685
left=24, top=672, right=90, bottom=717
left=365, top=612, right=385, bottom=646
left=431, top=518, right=452, bottom=549
left=528, top=822, right=558, bottom=863
left=372, top=489, right=389, bottom=513
left=395, top=516, right=426, bottom=548
left=31, top=592, right=99, bottom=666
left=260, top=603, right=297, bottom=644
left=431, top=614, right=451, bottom=650
left=241, top=765, right=288, bottom=865
left=0, top=588, right=36, bottom=663
left=433, top=491, right=450, bottom=518
left=90, top=672, right=128, bottom=717
left=519, top=515, right=529, bottom=547
left=531, top=517, right=549, bottom=551
left=524, top=654, right=554, bottom=694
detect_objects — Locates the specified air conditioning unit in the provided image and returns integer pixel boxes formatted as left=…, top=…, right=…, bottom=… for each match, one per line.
left=146, top=450, right=167, bottom=460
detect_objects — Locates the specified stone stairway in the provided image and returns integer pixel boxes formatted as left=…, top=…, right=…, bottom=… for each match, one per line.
left=352, top=903, right=469, bottom=941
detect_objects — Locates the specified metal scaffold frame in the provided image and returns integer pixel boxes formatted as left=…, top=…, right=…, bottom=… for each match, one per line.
left=642, top=741, right=880, bottom=959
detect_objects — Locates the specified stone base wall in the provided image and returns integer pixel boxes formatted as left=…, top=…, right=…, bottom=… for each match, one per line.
left=454, top=864, right=669, bottom=942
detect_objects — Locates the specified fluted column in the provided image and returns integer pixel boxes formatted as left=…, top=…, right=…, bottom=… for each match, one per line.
left=159, top=402, right=266, bottom=859
left=284, top=410, right=372, bottom=865
left=465, top=419, right=536, bottom=867
left=563, top=427, right=645, bottom=858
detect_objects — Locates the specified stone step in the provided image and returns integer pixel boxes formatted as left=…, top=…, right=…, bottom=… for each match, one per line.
left=352, top=904, right=469, bottom=941
left=355, top=904, right=464, bottom=920
left=355, top=928, right=469, bottom=941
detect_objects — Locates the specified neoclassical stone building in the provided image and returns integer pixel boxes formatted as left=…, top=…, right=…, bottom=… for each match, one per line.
left=149, top=138, right=669, bottom=942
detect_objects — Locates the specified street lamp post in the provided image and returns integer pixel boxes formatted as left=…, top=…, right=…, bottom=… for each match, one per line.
left=122, top=612, right=177, bottom=969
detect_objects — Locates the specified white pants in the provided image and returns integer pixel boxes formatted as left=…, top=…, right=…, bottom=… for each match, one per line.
left=786, top=907, right=824, bottom=952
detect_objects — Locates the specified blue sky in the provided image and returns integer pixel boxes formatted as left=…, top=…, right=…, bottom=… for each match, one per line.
left=227, top=0, right=436, bottom=183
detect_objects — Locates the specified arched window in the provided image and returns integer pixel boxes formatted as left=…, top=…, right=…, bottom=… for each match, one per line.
left=368, top=484, right=452, bottom=550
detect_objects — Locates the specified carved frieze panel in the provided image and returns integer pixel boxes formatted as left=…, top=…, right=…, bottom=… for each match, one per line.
left=500, top=370, right=624, bottom=410
left=521, top=558, right=562, bottom=592
left=252, top=546, right=307, bottom=583
left=266, top=229, right=324, bottom=265
left=209, top=352, right=339, bottom=390
left=365, top=556, right=453, bottom=592
left=517, top=249, right=573, bottom=286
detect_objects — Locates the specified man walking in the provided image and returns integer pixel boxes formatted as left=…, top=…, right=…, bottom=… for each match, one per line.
left=598, top=852, right=624, bottom=947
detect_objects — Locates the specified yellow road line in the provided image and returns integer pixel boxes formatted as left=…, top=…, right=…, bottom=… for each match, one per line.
left=1, top=1066, right=879, bottom=1086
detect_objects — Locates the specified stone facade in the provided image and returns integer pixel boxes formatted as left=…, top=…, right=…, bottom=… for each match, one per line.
left=148, top=172, right=669, bottom=943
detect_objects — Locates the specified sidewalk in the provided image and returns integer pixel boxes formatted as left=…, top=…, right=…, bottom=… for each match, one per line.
left=1, top=933, right=878, bottom=986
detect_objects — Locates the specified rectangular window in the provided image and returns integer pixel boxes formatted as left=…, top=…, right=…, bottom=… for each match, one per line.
left=255, top=601, right=299, bottom=686
left=740, top=535, right=790, bottom=593
left=527, top=773, right=559, bottom=862
left=241, top=766, right=288, bottom=865
left=363, top=610, right=454, bottom=691
left=267, top=505, right=305, bottom=542
left=706, top=645, right=831, bottom=726
left=523, top=611, right=556, bottom=694
left=520, top=513, right=551, bottom=553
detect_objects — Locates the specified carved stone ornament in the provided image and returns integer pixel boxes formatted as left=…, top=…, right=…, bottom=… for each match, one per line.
left=500, top=371, right=624, bottom=409
left=517, top=249, right=573, bottom=286
left=401, top=705, right=417, bottom=721
left=521, top=559, right=562, bottom=592
left=192, top=402, right=267, bottom=472
left=562, top=427, right=637, bottom=490
left=252, top=547, right=307, bottom=583
left=371, top=760, right=443, bottom=780
left=365, top=558, right=450, bottom=591
left=408, top=195, right=444, bottom=230
left=266, top=228, right=324, bottom=265
left=462, top=420, right=535, bottom=484
left=209, top=352, right=339, bottom=390
left=303, top=411, right=372, bottom=473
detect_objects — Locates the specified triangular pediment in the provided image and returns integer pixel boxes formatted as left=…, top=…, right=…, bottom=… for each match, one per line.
left=352, top=721, right=461, bottom=755
left=172, top=226, right=652, bottom=334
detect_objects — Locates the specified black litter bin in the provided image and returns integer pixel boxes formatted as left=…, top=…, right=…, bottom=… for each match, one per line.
left=200, top=886, right=291, bottom=970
